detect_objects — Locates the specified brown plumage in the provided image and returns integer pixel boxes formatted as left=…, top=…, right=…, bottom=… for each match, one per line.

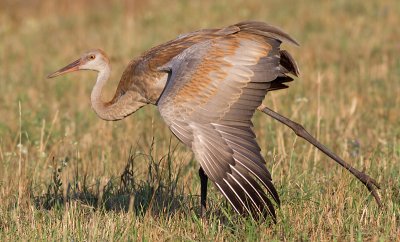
left=47, top=21, right=382, bottom=221
left=156, top=25, right=300, bottom=218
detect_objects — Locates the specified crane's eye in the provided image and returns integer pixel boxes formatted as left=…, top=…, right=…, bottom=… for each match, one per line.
left=89, top=55, right=95, bottom=60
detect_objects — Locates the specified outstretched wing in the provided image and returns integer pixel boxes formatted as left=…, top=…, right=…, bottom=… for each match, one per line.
left=157, top=22, right=298, bottom=219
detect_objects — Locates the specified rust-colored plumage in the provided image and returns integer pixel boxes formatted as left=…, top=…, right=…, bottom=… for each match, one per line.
left=48, top=21, right=381, bottom=221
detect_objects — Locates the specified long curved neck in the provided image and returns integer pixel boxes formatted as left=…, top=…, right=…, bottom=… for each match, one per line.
left=91, top=65, right=146, bottom=121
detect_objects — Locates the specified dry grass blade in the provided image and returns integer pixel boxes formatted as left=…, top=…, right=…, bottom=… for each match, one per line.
left=0, top=0, right=399, bottom=240
left=259, top=105, right=382, bottom=207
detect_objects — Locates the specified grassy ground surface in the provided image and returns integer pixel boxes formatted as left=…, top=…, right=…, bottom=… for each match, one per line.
left=0, top=0, right=399, bottom=240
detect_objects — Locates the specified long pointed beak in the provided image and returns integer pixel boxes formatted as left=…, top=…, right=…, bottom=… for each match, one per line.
left=47, top=58, right=81, bottom=78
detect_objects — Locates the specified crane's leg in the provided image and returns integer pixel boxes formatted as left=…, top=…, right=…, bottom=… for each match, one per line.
left=258, top=105, right=382, bottom=207
left=199, top=167, right=208, bottom=217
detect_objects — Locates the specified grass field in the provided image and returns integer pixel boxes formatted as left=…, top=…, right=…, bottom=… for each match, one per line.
left=0, top=0, right=399, bottom=240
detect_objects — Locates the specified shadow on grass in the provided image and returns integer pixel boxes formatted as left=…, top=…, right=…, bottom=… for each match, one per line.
left=31, top=138, right=276, bottom=229
left=33, top=138, right=196, bottom=218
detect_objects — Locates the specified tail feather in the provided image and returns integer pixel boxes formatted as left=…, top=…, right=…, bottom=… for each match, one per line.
left=280, top=50, right=300, bottom=77
left=267, top=49, right=300, bottom=92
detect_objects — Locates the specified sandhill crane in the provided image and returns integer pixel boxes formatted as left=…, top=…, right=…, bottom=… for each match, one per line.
left=48, top=21, right=381, bottom=220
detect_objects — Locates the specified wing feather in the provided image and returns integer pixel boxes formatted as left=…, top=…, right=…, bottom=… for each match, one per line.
left=157, top=21, right=298, bottom=219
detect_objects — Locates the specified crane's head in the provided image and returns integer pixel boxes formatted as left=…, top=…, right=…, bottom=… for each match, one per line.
left=47, top=49, right=109, bottom=78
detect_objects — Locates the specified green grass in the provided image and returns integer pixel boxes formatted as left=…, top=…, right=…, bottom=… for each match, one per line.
left=0, top=0, right=399, bottom=240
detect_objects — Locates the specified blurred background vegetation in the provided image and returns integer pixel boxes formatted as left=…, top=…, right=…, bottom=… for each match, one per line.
left=0, top=0, right=399, bottom=240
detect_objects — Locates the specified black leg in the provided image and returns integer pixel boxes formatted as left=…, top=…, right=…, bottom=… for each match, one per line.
left=258, top=105, right=382, bottom=207
left=199, top=167, right=208, bottom=217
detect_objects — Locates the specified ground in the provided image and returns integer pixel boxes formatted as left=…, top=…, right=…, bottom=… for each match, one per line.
left=0, top=0, right=399, bottom=240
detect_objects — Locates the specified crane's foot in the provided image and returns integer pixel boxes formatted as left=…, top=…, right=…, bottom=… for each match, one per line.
left=200, top=204, right=207, bottom=218
left=355, top=170, right=382, bottom=208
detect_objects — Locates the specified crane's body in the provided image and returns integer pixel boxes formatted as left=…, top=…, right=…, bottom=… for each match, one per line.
left=48, top=21, right=381, bottom=220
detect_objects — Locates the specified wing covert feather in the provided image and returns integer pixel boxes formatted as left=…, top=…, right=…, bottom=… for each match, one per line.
left=157, top=21, right=298, bottom=219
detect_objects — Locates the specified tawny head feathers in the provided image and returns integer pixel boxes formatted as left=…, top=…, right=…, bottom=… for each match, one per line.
left=79, top=49, right=110, bottom=71
left=47, top=49, right=109, bottom=78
